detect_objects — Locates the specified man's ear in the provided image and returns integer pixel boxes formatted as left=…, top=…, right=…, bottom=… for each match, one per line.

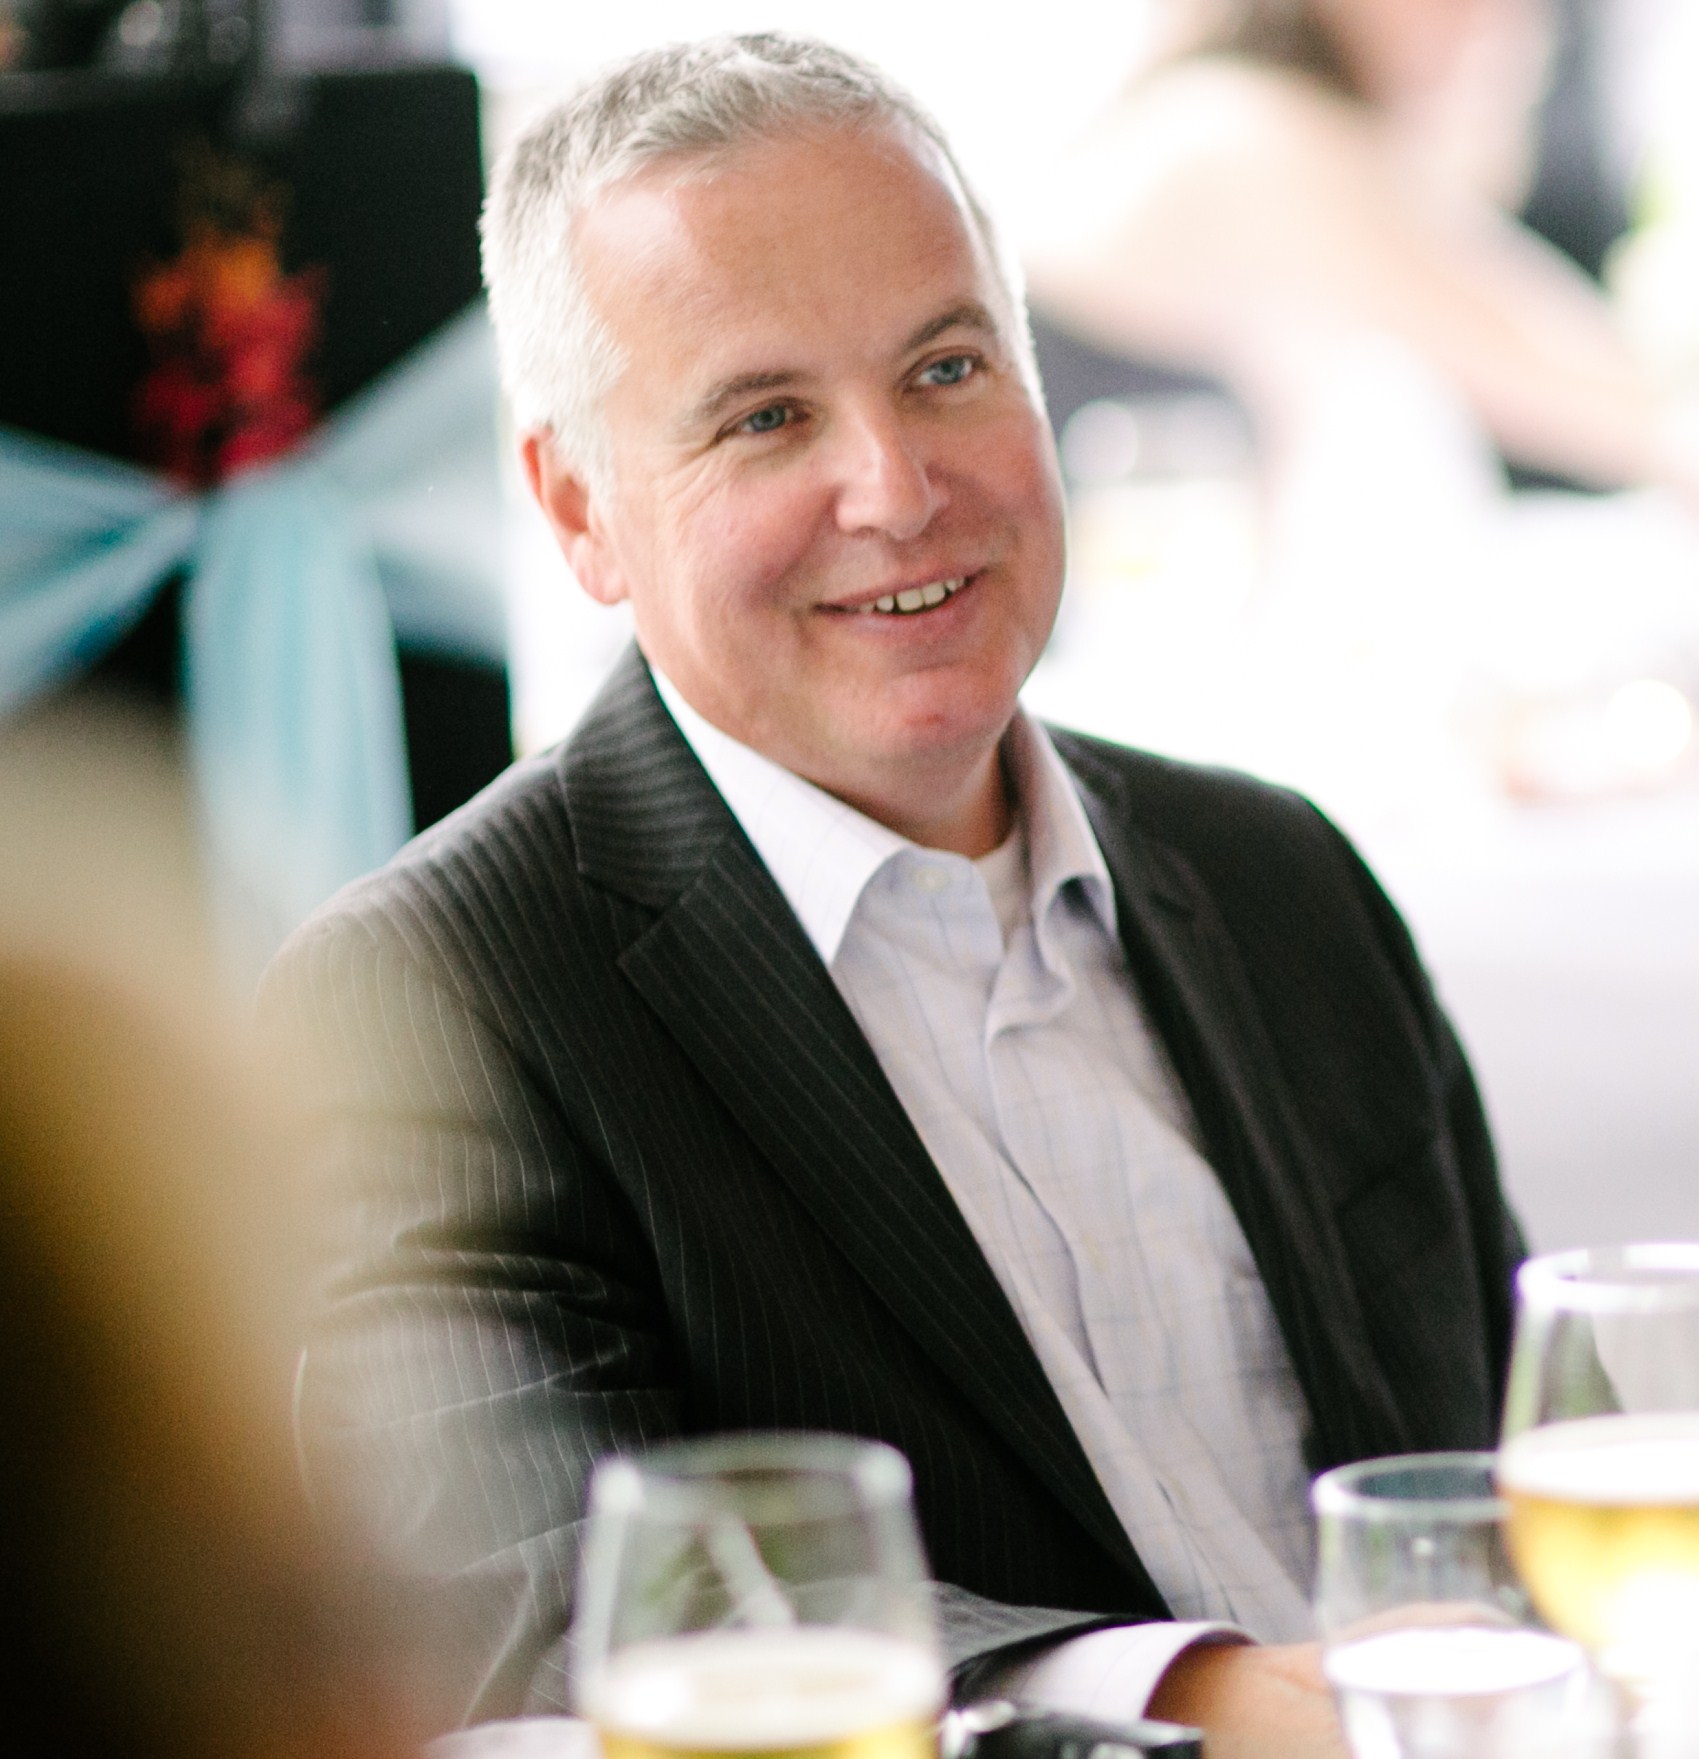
left=520, top=431, right=628, bottom=607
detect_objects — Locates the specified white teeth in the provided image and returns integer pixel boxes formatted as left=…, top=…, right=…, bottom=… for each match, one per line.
left=856, top=576, right=966, bottom=616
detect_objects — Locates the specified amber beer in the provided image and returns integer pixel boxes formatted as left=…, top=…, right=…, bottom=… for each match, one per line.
left=1499, top=1412, right=1699, bottom=1680
left=585, top=1626, right=943, bottom=1759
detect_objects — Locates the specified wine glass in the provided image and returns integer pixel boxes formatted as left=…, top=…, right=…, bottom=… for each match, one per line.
left=572, top=1432, right=945, bottom=1759
left=1499, top=1244, right=1699, bottom=1750
left=1313, top=1451, right=1596, bottom=1759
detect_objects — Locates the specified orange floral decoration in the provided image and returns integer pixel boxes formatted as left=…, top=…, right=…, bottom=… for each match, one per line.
left=131, top=144, right=327, bottom=486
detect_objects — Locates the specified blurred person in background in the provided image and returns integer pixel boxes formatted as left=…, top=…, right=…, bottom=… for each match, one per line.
left=1023, top=0, right=1699, bottom=507
left=0, top=704, right=431, bottom=1759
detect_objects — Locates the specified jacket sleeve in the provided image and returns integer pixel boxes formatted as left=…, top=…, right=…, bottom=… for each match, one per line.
left=264, top=904, right=689, bottom=1721
left=262, top=901, right=1127, bottom=1726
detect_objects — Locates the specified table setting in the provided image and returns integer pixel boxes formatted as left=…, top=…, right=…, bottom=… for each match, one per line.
left=1313, top=1242, right=1699, bottom=1758
left=434, top=1244, right=1699, bottom=1759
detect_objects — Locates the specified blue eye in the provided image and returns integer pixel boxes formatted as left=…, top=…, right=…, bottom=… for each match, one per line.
left=742, top=404, right=791, bottom=434
left=920, top=354, right=976, bottom=387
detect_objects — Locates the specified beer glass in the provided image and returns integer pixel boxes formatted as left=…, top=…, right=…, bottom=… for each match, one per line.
left=1313, top=1452, right=1593, bottom=1759
left=1498, top=1244, right=1699, bottom=1745
left=573, top=1433, right=946, bottom=1759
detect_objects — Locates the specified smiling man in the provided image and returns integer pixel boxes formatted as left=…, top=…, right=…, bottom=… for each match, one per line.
left=523, top=113, right=1064, bottom=859
left=265, top=34, right=1523, bottom=1756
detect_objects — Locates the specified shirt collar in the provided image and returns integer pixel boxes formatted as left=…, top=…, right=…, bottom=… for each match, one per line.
left=652, top=667, right=1118, bottom=965
left=1005, top=712, right=1119, bottom=942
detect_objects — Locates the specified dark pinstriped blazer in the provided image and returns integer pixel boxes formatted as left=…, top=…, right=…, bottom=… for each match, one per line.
left=267, top=644, right=1524, bottom=1725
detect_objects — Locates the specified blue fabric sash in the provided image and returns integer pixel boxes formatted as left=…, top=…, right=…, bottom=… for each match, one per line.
left=0, top=302, right=507, bottom=984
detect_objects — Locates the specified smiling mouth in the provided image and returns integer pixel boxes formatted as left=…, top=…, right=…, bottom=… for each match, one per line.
left=847, top=575, right=970, bottom=616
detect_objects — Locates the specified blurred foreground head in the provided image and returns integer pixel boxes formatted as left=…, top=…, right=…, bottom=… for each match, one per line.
left=0, top=703, right=428, bottom=1759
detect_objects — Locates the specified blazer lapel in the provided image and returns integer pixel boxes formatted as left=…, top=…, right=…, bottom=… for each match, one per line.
left=1059, top=742, right=1411, bottom=1468
left=563, top=650, right=1156, bottom=1594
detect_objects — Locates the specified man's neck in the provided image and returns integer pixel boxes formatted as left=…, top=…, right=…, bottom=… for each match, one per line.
left=648, top=663, right=1016, bottom=859
left=831, top=744, right=1012, bottom=859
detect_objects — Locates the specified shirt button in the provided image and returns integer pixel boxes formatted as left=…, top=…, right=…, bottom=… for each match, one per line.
left=912, top=865, right=951, bottom=894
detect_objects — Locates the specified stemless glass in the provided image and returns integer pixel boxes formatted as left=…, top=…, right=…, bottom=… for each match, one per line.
left=1498, top=1244, right=1699, bottom=1744
left=1313, top=1452, right=1593, bottom=1759
left=573, top=1433, right=945, bottom=1759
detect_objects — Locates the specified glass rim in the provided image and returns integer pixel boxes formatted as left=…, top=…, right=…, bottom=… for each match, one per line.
left=1311, top=1450, right=1504, bottom=1523
left=590, top=1430, right=914, bottom=1522
left=1517, top=1242, right=1699, bottom=1313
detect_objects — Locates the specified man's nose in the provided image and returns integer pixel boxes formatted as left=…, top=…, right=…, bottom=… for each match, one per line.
left=831, top=405, right=939, bottom=541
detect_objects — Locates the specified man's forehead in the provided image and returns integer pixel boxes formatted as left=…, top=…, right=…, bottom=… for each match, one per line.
left=573, top=122, right=989, bottom=315
left=569, top=127, right=1014, bottom=442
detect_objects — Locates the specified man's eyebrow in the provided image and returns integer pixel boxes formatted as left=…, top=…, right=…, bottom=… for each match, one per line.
left=685, top=369, right=800, bottom=432
left=683, top=304, right=1002, bottom=433
left=903, top=301, right=999, bottom=353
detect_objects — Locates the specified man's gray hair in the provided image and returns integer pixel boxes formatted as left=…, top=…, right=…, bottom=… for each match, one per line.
left=480, top=32, right=1033, bottom=487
